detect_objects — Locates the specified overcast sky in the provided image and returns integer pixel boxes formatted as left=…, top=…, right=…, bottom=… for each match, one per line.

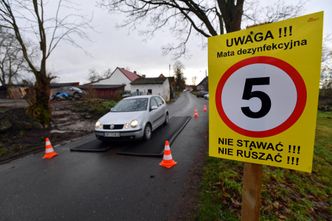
left=46, top=0, right=332, bottom=85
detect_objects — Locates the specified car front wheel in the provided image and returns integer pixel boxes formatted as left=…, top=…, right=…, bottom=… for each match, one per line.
left=164, top=113, right=169, bottom=125
left=143, top=124, right=152, bottom=140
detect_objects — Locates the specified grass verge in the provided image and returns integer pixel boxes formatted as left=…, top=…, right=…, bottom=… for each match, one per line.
left=197, top=111, right=332, bottom=220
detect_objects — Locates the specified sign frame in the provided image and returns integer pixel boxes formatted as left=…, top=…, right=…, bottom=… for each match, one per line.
left=208, top=12, right=324, bottom=173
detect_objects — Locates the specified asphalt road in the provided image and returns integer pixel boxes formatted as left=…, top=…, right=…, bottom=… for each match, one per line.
left=0, top=92, right=209, bottom=221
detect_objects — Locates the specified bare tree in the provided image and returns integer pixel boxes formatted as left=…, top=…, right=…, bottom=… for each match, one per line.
left=0, top=0, right=91, bottom=127
left=99, top=0, right=304, bottom=58
left=320, top=35, right=332, bottom=102
left=173, top=61, right=186, bottom=91
left=99, top=0, right=244, bottom=58
left=88, top=68, right=113, bottom=84
left=320, top=36, right=332, bottom=104
left=243, top=0, right=305, bottom=26
left=0, top=28, right=26, bottom=86
left=321, top=35, right=332, bottom=79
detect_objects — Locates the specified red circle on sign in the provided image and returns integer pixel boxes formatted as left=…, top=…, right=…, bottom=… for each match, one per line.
left=215, top=56, right=307, bottom=137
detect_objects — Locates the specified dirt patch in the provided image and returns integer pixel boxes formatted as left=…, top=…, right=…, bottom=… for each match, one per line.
left=0, top=100, right=96, bottom=163
left=0, top=99, right=28, bottom=111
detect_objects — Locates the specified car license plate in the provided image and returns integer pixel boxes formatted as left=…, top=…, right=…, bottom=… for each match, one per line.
left=104, top=132, right=120, bottom=137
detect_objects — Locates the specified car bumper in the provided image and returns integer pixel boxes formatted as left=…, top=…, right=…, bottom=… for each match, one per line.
left=95, top=128, right=144, bottom=140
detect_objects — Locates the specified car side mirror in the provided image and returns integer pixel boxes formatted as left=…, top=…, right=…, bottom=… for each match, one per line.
left=150, top=105, right=158, bottom=111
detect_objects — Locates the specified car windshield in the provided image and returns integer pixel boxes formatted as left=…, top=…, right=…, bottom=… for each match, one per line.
left=70, top=87, right=82, bottom=92
left=112, top=98, right=148, bottom=112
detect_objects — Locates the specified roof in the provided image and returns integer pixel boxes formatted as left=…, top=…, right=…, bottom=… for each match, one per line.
left=80, top=84, right=124, bottom=89
left=197, top=76, right=208, bottom=87
left=130, top=77, right=166, bottom=85
left=50, top=82, right=80, bottom=88
left=118, top=67, right=140, bottom=81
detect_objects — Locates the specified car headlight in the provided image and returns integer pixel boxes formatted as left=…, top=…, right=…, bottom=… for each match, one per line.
left=123, top=123, right=130, bottom=129
left=130, top=120, right=138, bottom=128
left=95, top=121, right=102, bottom=129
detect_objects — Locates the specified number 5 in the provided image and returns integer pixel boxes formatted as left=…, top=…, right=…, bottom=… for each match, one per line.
left=241, top=77, right=271, bottom=118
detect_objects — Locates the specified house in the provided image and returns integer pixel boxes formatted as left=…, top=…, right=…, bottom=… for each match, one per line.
left=130, top=77, right=170, bottom=101
left=159, top=74, right=176, bottom=99
left=196, top=76, right=208, bottom=91
left=167, top=76, right=176, bottom=100
left=92, top=67, right=140, bottom=91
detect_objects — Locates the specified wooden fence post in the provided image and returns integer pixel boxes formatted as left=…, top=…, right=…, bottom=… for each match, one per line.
left=241, top=163, right=263, bottom=221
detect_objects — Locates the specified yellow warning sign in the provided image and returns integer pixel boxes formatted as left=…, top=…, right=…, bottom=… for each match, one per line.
left=208, top=12, right=323, bottom=172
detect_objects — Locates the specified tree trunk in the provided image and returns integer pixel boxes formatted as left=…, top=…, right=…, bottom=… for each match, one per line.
left=27, top=69, right=51, bottom=128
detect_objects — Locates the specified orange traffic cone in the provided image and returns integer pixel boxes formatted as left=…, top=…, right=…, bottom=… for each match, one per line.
left=159, top=140, right=177, bottom=168
left=43, top=137, right=58, bottom=159
left=193, top=107, right=199, bottom=119
left=203, top=104, right=207, bottom=112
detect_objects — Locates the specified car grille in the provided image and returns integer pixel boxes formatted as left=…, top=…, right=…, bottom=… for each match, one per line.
left=103, top=124, right=124, bottom=130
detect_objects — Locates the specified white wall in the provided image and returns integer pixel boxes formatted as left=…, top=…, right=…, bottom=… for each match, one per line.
left=131, top=79, right=170, bottom=101
left=93, top=68, right=132, bottom=91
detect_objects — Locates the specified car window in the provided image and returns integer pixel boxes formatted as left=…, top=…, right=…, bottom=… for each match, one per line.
left=112, top=98, right=148, bottom=112
left=70, top=87, right=82, bottom=92
left=155, top=96, right=164, bottom=106
left=150, top=97, right=158, bottom=109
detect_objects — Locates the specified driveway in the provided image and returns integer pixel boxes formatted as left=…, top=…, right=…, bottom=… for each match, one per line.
left=0, top=92, right=209, bottom=221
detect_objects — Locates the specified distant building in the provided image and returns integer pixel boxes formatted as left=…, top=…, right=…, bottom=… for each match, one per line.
left=92, top=67, right=140, bottom=91
left=196, top=76, right=208, bottom=91
left=130, top=77, right=170, bottom=101
left=185, top=85, right=195, bottom=92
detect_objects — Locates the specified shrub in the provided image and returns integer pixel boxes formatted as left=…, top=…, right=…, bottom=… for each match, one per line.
left=72, top=99, right=117, bottom=118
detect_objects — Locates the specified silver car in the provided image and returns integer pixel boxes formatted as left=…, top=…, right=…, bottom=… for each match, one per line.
left=95, top=95, right=169, bottom=142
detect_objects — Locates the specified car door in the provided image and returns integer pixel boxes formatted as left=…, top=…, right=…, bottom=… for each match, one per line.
left=149, top=97, right=160, bottom=130
left=155, top=96, right=166, bottom=126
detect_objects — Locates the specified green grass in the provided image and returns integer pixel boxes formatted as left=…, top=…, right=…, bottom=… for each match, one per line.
left=0, top=147, right=8, bottom=157
left=197, top=111, right=332, bottom=220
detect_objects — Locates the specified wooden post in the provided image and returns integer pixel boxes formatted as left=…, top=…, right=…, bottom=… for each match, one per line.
left=241, top=163, right=263, bottom=221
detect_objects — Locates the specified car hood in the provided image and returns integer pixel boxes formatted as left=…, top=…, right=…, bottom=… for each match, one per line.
left=98, top=111, right=146, bottom=124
